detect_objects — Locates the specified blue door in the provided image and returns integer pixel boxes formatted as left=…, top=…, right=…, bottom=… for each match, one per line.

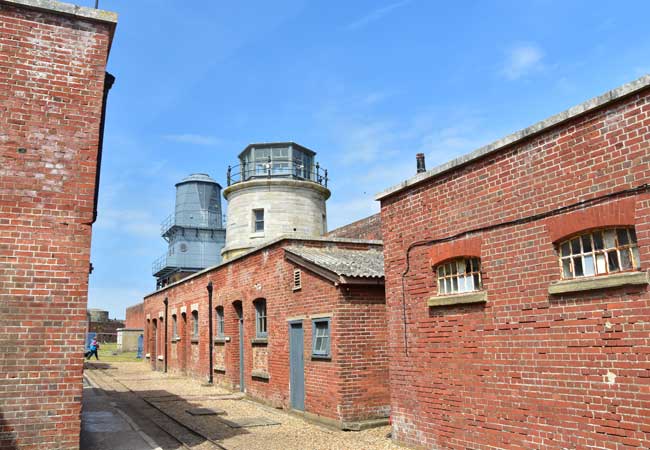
left=289, top=322, right=305, bottom=411
left=236, top=303, right=245, bottom=392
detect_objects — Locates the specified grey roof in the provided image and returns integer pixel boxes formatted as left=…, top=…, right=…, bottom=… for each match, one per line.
left=284, top=246, right=384, bottom=279
left=376, top=73, right=650, bottom=201
left=176, top=173, right=220, bottom=186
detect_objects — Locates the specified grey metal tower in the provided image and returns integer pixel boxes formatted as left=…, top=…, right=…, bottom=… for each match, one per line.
left=152, top=173, right=226, bottom=288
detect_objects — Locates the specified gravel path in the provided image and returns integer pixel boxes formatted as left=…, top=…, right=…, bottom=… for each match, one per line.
left=85, top=362, right=403, bottom=450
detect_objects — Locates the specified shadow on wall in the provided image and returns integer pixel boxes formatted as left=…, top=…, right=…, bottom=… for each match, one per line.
left=0, top=408, right=17, bottom=450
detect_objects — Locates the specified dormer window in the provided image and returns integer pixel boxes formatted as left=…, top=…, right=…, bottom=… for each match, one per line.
left=436, top=258, right=481, bottom=295
left=558, top=228, right=640, bottom=279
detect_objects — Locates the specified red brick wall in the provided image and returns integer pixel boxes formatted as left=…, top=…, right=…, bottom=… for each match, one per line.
left=143, top=239, right=390, bottom=424
left=380, top=88, right=650, bottom=449
left=0, top=3, right=114, bottom=449
left=125, top=302, right=144, bottom=329
left=326, top=213, right=382, bottom=240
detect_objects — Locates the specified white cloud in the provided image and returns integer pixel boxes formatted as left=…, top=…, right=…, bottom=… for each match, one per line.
left=163, top=134, right=222, bottom=146
left=501, top=43, right=544, bottom=80
left=346, top=0, right=410, bottom=30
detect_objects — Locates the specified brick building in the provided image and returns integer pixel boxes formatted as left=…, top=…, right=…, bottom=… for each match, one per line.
left=0, top=1, right=116, bottom=449
left=326, top=213, right=382, bottom=241
left=376, top=75, right=650, bottom=448
left=142, top=236, right=390, bottom=429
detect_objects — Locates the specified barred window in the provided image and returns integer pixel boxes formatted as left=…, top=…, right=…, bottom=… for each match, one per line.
left=216, top=306, right=224, bottom=338
left=254, top=299, right=267, bottom=338
left=172, top=314, right=178, bottom=339
left=559, top=228, right=640, bottom=279
left=192, top=310, right=199, bottom=338
left=436, top=258, right=481, bottom=295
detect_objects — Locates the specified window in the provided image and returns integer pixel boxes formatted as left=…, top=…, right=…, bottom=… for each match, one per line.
left=253, top=209, right=264, bottom=232
left=216, top=306, right=224, bottom=338
left=192, top=310, right=199, bottom=338
left=312, top=318, right=330, bottom=357
left=172, top=314, right=178, bottom=339
left=558, top=228, right=640, bottom=279
left=437, top=257, right=482, bottom=295
left=293, top=269, right=302, bottom=290
left=254, top=299, right=267, bottom=338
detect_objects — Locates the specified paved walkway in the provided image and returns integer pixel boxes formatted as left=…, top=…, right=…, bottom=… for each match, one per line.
left=81, top=377, right=161, bottom=450
left=83, top=361, right=399, bottom=450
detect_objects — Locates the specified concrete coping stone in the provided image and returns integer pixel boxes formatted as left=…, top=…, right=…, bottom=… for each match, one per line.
left=309, top=312, right=333, bottom=319
left=428, top=291, right=487, bottom=307
left=548, top=271, right=648, bottom=295
left=190, top=303, right=199, bottom=312
left=286, top=316, right=306, bottom=322
left=180, top=306, right=187, bottom=314
left=376, top=74, right=650, bottom=201
left=116, top=328, right=144, bottom=332
left=157, top=355, right=163, bottom=361
left=145, top=314, right=151, bottom=320
left=1, top=0, right=118, bottom=24
left=158, top=310, right=163, bottom=319
left=170, top=308, right=177, bottom=316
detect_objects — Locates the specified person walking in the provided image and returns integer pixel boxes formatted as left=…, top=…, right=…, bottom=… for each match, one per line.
left=86, top=338, right=100, bottom=360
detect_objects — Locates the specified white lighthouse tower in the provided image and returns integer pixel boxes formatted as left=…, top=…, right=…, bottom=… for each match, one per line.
left=222, top=142, right=330, bottom=260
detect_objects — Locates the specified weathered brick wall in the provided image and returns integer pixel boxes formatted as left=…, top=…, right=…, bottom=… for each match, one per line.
left=125, top=302, right=144, bottom=329
left=143, top=239, right=390, bottom=424
left=326, top=213, right=382, bottom=240
left=379, top=87, right=650, bottom=448
left=0, top=2, right=114, bottom=449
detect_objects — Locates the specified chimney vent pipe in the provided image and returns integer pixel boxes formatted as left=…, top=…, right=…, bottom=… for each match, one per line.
left=416, top=153, right=426, bottom=173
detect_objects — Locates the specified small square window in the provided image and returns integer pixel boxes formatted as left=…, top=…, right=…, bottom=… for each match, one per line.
left=312, top=318, right=331, bottom=358
left=253, top=209, right=264, bottom=232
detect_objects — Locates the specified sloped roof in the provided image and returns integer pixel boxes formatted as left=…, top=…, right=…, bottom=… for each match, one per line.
left=284, top=246, right=384, bottom=279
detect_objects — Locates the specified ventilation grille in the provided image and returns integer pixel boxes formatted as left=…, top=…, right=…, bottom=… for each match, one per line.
left=293, top=269, right=302, bottom=290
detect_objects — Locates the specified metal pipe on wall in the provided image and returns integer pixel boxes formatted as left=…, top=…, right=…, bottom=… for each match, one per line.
left=207, top=281, right=214, bottom=384
left=163, top=297, right=168, bottom=373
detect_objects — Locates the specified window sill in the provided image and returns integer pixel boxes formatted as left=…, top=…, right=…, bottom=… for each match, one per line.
left=171, top=337, right=180, bottom=343
left=214, top=337, right=230, bottom=344
left=251, top=337, right=268, bottom=345
left=251, top=370, right=270, bottom=380
left=214, top=366, right=226, bottom=373
left=428, top=291, right=487, bottom=307
left=548, top=271, right=648, bottom=295
left=191, top=338, right=199, bottom=344
left=250, top=232, right=265, bottom=239
left=311, top=354, right=331, bottom=361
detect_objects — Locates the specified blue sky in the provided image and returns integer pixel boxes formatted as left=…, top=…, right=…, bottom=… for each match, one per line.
left=84, top=0, right=650, bottom=318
